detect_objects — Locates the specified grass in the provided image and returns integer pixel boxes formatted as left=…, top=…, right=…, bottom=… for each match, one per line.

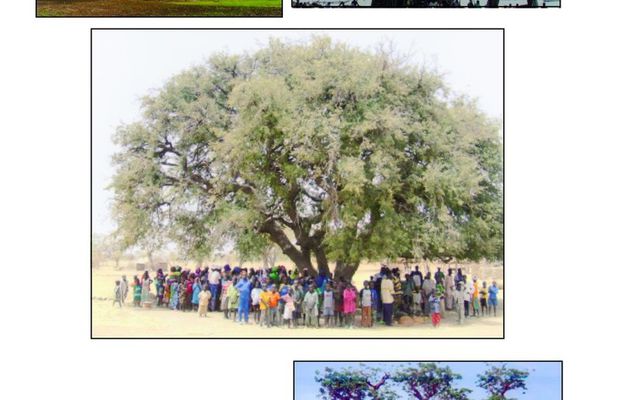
left=36, top=0, right=282, bottom=17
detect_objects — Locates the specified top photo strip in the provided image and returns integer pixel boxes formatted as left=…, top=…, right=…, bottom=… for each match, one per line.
left=36, top=0, right=283, bottom=17
left=36, top=0, right=559, bottom=17
left=293, top=0, right=559, bottom=8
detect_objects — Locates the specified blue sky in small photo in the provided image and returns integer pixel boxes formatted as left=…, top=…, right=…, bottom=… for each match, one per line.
left=295, top=361, right=561, bottom=400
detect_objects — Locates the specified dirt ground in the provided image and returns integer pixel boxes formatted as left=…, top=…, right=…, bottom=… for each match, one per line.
left=91, top=262, right=503, bottom=338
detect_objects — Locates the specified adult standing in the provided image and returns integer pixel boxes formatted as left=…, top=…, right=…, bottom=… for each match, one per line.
left=421, top=272, right=435, bottom=316
left=141, top=271, right=152, bottom=305
left=454, top=282, right=466, bottom=324
left=120, top=275, right=129, bottom=305
left=445, top=268, right=455, bottom=311
left=236, top=273, right=252, bottom=323
left=208, top=268, right=221, bottom=311
left=381, top=271, right=395, bottom=326
left=488, top=281, right=499, bottom=317
left=303, top=285, right=319, bottom=328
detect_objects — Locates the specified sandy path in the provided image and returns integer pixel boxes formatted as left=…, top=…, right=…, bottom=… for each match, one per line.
left=92, top=299, right=502, bottom=338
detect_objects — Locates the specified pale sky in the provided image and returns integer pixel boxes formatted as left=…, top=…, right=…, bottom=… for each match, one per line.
left=92, top=30, right=503, bottom=235
left=294, top=361, right=562, bottom=400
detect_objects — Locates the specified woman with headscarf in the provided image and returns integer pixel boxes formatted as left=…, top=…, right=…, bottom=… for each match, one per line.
left=155, top=269, right=165, bottom=307
left=132, top=276, right=142, bottom=307
left=169, top=279, right=179, bottom=310
left=141, top=271, right=152, bottom=305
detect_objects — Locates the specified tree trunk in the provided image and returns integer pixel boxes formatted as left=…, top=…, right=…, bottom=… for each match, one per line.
left=147, top=251, right=154, bottom=271
left=260, top=220, right=318, bottom=276
left=333, top=260, right=360, bottom=281
left=314, top=246, right=332, bottom=277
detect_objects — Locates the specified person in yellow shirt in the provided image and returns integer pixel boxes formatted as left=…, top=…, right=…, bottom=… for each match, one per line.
left=268, top=285, right=281, bottom=327
left=259, top=286, right=271, bottom=328
left=198, top=285, right=211, bottom=318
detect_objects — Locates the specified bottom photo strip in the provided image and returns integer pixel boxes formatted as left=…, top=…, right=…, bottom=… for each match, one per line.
left=294, top=361, right=562, bottom=399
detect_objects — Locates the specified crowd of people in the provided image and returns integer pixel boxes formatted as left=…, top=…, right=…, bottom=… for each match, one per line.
left=113, top=264, right=500, bottom=329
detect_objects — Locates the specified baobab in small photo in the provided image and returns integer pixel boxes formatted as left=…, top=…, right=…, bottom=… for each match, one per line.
left=294, top=361, right=562, bottom=400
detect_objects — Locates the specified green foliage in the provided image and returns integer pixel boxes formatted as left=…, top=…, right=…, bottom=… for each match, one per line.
left=110, top=36, right=503, bottom=276
left=393, top=363, right=471, bottom=400
left=315, top=365, right=395, bottom=400
left=477, top=364, right=529, bottom=400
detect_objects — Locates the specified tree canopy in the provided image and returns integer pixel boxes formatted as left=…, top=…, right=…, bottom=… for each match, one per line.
left=315, top=363, right=529, bottom=400
left=110, top=36, right=503, bottom=280
left=315, top=365, right=395, bottom=400
left=393, top=362, right=471, bottom=400
left=476, top=364, right=529, bottom=400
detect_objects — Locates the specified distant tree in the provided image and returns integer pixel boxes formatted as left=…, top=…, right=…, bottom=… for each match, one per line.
left=487, top=0, right=499, bottom=7
left=476, top=364, right=529, bottom=400
left=393, top=362, right=471, bottom=400
left=315, top=365, right=395, bottom=400
left=91, top=233, right=126, bottom=269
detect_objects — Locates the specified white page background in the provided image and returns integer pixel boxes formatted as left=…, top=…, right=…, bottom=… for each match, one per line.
left=1, top=2, right=628, bottom=399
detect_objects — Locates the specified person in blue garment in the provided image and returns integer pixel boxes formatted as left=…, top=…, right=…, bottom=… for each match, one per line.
left=191, top=277, right=201, bottom=312
left=488, top=281, right=499, bottom=317
left=236, top=272, right=252, bottom=324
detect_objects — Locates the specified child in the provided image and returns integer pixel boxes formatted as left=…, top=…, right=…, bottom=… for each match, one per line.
left=360, top=281, right=372, bottom=328
left=343, top=284, right=357, bottom=329
left=198, top=284, right=211, bottom=318
left=192, top=278, right=201, bottom=312
left=113, top=280, right=122, bottom=308
left=292, top=283, right=304, bottom=327
left=480, top=281, right=488, bottom=316
left=220, top=276, right=232, bottom=318
left=303, top=285, right=319, bottom=328
left=251, top=281, right=263, bottom=324
left=268, top=285, right=281, bottom=327
left=488, top=281, right=499, bottom=317
left=132, top=276, right=142, bottom=307
left=259, top=286, right=270, bottom=327
left=281, top=288, right=296, bottom=328
left=472, top=277, right=480, bottom=317
left=429, top=290, right=441, bottom=328
left=322, top=283, right=335, bottom=327
left=227, top=279, right=239, bottom=321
